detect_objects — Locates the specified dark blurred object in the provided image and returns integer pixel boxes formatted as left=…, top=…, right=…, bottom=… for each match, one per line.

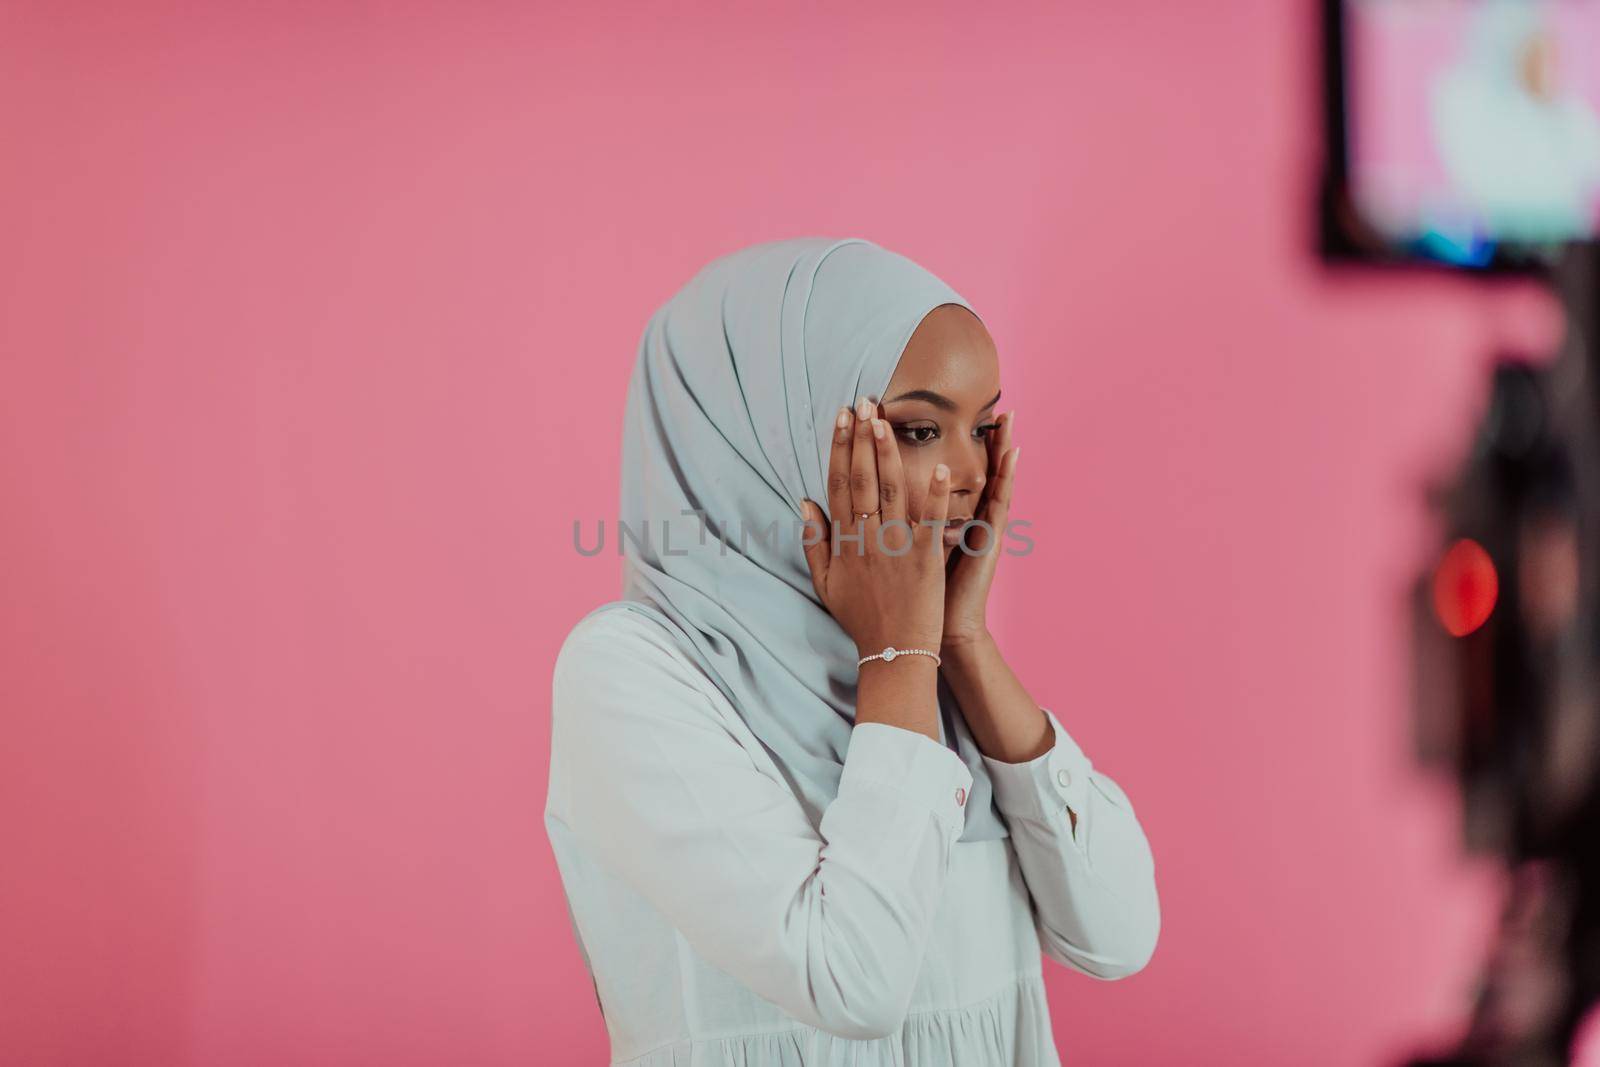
left=1404, top=242, right=1600, bottom=1066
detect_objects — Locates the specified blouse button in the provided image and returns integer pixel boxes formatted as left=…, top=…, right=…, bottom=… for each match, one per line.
left=954, top=786, right=967, bottom=806
left=1056, top=768, right=1072, bottom=789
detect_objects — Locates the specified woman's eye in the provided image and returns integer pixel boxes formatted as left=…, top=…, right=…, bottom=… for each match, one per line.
left=895, top=425, right=939, bottom=446
left=975, top=422, right=1000, bottom=439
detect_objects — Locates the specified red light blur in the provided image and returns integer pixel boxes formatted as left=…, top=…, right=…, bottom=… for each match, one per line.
left=1432, top=537, right=1498, bottom=638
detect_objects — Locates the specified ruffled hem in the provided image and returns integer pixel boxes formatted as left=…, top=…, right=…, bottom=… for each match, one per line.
left=611, top=971, right=1058, bottom=1067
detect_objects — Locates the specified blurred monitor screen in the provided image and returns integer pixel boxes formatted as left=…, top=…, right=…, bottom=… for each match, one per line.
left=1334, top=0, right=1600, bottom=268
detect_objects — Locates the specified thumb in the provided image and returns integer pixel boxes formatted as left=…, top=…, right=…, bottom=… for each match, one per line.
left=799, top=500, right=831, bottom=597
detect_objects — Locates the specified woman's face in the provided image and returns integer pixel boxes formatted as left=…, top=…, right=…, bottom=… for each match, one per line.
left=876, top=304, right=1003, bottom=558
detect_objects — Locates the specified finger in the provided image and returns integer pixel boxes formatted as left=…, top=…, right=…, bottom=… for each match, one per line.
left=992, top=445, right=1020, bottom=511
left=870, top=415, right=908, bottom=528
left=825, top=405, right=854, bottom=528
left=987, top=409, right=1014, bottom=489
left=975, top=446, right=1020, bottom=559
left=921, top=461, right=951, bottom=552
left=848, top=395, right=880, bottom=524
left=967, top=410, right=1014, bottom=551
left=799, top=499, right=831, bottom=596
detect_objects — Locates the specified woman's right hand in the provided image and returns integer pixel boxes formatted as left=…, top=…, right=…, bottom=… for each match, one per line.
left=801, top=396, right=952, bottom=658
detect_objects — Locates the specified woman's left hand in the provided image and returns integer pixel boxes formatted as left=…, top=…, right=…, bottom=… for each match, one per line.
left=942, top=410, right=1020, bottom=652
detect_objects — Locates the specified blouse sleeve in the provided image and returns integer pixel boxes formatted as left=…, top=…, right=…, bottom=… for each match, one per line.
left=978, top=708, right=1160, bottom=979
left=549, top=615, right=975, bottom=1042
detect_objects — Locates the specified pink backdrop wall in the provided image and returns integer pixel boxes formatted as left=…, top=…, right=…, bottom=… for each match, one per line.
left=0, top=3, right=1564, bottom=1064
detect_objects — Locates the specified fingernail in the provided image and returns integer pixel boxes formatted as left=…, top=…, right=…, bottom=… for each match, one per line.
left=935, top=463, right=949, bottom=482
left=856, top=397, right=872, bottom=420
left=1012, top=446, right=1021, bottom=466
left=836, top=407, right=850, bottom=430
left=871, top=419, right=886, bottom=439
left=1009, top=409, right=1018, bottom=431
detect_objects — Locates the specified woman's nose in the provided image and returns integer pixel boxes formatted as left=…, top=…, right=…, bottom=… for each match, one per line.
left=947, top=446, right=987, bottom=503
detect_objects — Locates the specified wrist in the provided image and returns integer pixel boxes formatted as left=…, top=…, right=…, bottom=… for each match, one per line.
left=856, top=652, right=942, bottom=680
left=940, top=628, right=995, bottom=657
left=856, top=631, right=943, bottom=661
left=854, top=655, right=942, bottom=738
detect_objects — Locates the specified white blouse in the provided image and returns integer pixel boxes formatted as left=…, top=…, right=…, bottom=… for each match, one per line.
left=545, top=608, right=1160, bottom=1066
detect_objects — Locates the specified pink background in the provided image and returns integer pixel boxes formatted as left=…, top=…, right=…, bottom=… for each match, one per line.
left=0, top=2, right=1567, bottom=1065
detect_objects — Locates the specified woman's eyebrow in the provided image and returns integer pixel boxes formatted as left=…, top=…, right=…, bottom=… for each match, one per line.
left=883, top=388, right=1002, bottom=412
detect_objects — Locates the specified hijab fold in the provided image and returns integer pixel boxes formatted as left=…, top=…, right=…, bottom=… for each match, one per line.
left=580, top=236, right=1008, bottom=842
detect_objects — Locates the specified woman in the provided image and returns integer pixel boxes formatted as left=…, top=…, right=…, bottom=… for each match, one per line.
left=545, top=237, right=1159, bottom=1065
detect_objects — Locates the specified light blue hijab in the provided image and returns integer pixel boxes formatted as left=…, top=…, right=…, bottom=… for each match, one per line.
left=582, top=236, right=1008, bottom=843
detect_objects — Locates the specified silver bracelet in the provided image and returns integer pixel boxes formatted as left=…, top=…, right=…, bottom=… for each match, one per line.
left=857, top=645, right=941, bottom=668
